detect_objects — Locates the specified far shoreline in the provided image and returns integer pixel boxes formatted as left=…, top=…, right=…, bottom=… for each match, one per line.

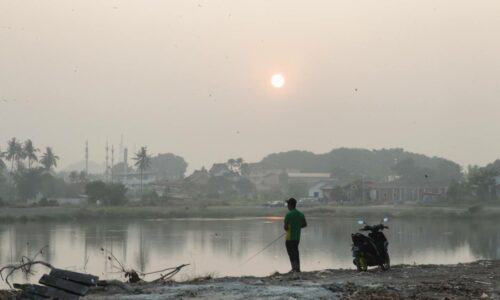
left=0, top=204, right=498, bottom=223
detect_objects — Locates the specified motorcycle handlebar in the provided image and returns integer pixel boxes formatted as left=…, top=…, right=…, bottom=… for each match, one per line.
left=360, top=224, right=389, bottom=231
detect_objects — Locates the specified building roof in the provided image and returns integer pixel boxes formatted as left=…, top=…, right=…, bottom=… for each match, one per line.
left=209, top=163, right=232, bottom=174
left=310, top=180, right=338, bottom=190
left=371, top=182, right=447, bottom=189
left=320, top=183, right=338, bottom=190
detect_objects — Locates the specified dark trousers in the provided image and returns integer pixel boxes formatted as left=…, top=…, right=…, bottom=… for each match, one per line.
left=285, top=240, right=300, bottom=271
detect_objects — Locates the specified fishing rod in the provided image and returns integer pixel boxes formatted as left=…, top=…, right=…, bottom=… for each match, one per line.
left=240, top=232, right=286, bottom=267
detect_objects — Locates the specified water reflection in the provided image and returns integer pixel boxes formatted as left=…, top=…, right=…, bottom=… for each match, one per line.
left=0, top=217, right=498, bottom=288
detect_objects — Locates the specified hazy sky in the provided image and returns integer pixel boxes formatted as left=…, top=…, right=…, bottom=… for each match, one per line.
left=1, top=0, right=499, bottom=172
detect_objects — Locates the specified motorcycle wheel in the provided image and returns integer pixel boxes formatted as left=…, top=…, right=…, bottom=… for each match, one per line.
left=355, top=257, right=368, bottom=272
left=380, top=256, right=390, bottom=271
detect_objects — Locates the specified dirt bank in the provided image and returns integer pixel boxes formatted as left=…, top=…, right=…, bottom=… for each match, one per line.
left=86, top=260, right=500, bottom=299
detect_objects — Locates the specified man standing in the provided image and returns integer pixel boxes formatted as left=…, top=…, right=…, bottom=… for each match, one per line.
left=284, top=197, right=307, bottom=272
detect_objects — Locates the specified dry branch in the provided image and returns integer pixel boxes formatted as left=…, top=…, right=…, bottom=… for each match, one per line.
left=0, top=260, right=54, bottom=288
left=0, top=246, right=52, bottom=288
left=100, top=247, right=189, bottom=284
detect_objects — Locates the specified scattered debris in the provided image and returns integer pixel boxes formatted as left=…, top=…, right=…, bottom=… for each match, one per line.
left=0, top=247, right=189, bottom=299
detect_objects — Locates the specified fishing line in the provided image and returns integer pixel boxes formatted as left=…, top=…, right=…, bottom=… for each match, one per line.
left=239, top=233, right=286, bottom=267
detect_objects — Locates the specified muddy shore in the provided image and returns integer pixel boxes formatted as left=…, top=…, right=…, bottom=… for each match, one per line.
left=82, top=260, right=500, bottom=300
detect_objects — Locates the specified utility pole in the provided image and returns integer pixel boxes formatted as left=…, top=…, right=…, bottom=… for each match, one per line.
left=85, top=140, right=89, bottom=175
left=119, top=134, right=123, bottom=162
left=361, top=175, right=365, bottom=204
left=105, top=142, right=109, bottom=182
left=124, top=147, right=128, bottom=185
left=111, top=145, right=114, bottom=182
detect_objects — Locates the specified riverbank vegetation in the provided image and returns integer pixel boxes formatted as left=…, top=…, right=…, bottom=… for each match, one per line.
left=1, top=140, right=500, bottom=220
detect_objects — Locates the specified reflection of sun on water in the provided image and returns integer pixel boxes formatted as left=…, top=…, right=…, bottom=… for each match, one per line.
left=266, top=216, right=284, bottom=221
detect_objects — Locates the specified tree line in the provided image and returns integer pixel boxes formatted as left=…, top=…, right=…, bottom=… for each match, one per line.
left=0, top=138, right=63, bottom=203
left=0, top=138, right=59, bottom=172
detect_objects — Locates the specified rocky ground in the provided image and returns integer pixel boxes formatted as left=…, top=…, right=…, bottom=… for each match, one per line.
left=85, top=260, right=500, bottom=300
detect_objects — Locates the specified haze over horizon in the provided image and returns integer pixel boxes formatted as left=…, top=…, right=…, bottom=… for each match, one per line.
left=1, top=0, right=500, bottom=172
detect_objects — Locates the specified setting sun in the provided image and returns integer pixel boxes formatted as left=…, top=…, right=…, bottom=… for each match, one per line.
left=271, top=74, right=285, bottom=88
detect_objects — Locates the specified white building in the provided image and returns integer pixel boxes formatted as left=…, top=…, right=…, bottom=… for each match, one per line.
left=308, top=180, right=338, bottom=198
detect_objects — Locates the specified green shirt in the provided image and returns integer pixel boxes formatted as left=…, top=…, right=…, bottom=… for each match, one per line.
left=284, top=209, right=306, bottom=241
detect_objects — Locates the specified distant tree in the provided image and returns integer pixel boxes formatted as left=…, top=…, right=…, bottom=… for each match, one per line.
left=78, top=171, right=87, bottom=183
left=38, top=172, right=71, bottom=198
left=11, top=166, right=71, bottom=201
left=85, top=181, right=127, bottom=205
left=105, top=183, right=127, bottom=205
left=287, top=180, right=308, bottom=198
left=40, top=147, right=59, bottom=171
left=447, top=180, right=473, bottom=202
left=69, top=171, right=79, bottom=184
left=85, top=180, right=107, bottom=204
left=141, top=190, right=160, bottom=204
left=150, top=153, right=188, bottom=179
left=468, top=166, right=498, bottom=201
left=206, top=176, right=234, bottom=199
left=485, top=160, right=500, bottom=174
left=234, top=177, right=256, bottom=197
left=240, top=163, right=250, bottom=177
left=330, top=166, right=352, bottom=183
left=261, top=148, right=462, bottom=184
left=23, top=139, right=39, bottom=169
left=66, top=170, right=87, bottom=195
left=0, top=147, right=6, bottom=171
left=133, top=147, right=152, bottom=194
left=12, top=167, right=43, bottom=200
left=6, top=138, right=23, bottom=172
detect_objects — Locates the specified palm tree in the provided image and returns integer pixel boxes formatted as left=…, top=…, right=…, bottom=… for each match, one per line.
left=6, top=138, right=23, bottom=172
left=0, top=147, right=6, bottom=171
left=23, top=139, right=39, bottom=169
left=133, top=147, right=152, bottom=194
left=40, top=147, right=59, bottom=171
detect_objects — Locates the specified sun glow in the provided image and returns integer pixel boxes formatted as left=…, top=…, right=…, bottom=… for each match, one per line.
left=271, top=74, right=285, bottom=88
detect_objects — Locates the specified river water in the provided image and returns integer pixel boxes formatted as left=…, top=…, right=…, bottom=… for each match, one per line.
left=0, top=217, right=498, bottom=288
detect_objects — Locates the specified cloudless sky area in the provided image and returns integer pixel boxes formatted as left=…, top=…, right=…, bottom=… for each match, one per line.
left=1, top=0, right=499, bottom=172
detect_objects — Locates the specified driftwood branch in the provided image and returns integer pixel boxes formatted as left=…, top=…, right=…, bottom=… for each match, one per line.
left=151, top=264, right=190, bottom=282
left=0, top=246, right=52, bottom=289
left=0, top=260, right=54, bottom=289
left=100, top=247, right=189, bottom=283
left=0, top=246, right=189, bottom=291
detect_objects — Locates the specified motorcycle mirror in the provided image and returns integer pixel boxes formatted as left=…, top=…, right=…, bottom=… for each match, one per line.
left=383, top=217, right=389, bottom=223
left=357, top=220, right=364, bottom=225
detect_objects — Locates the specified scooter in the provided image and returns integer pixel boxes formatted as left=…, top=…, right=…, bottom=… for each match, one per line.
left=351, top=217, right=390, bottom=272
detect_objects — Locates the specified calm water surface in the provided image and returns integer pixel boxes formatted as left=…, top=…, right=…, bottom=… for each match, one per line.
left=0, top=217, right=499, bottom=288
